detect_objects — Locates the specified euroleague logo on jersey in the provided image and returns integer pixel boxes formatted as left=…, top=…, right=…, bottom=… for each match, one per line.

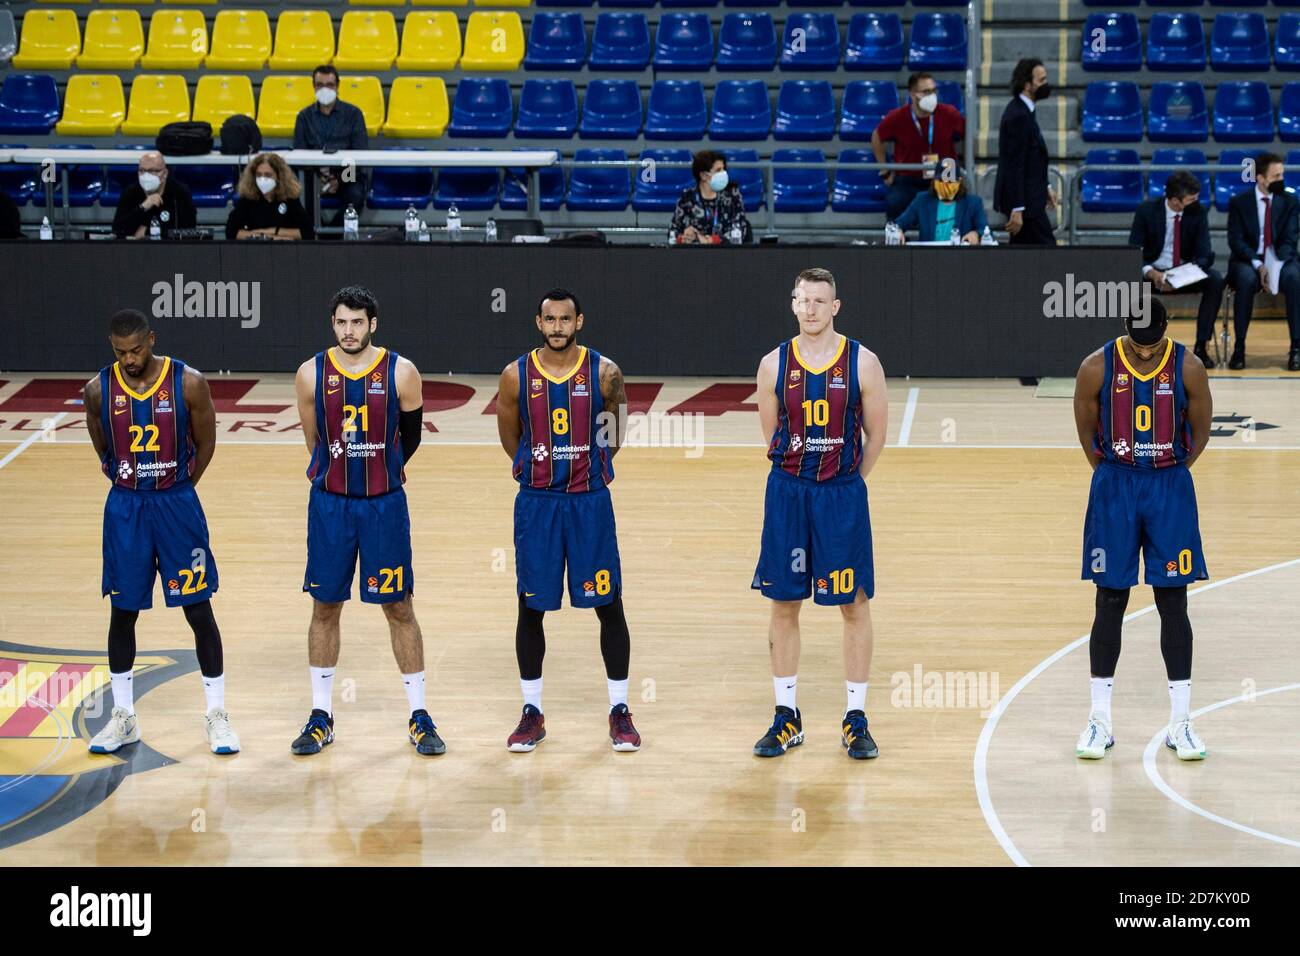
left=167, top=578, right=181, bottom=596
left=583, top=580, right=596, bottom=597
left=368, top=370, right=385, bottom=394
left=155, top=388, right=172, bottom=414
left=816, top=578, right=829, bottom=595
left=1157, top=370, right=1174, bottom=396
left=829, top=366, right=846, bottom=389
left=572, top=373, right=588, bottom=397
left=367, top=576, right=379, bottom=593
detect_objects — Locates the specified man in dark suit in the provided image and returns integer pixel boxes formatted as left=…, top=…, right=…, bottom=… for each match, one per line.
left=994, top=58, right=1057, bottom=246
left=1128, top=170, right=1224, bottom=368
left=1226, top=152, right=1300, bottom=371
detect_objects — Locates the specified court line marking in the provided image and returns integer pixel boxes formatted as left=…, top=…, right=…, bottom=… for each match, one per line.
left=974, top=556, right=1300, bottom=867
left=0, top=413, right=68, bottom=470
left=1142, top=683, right=1300, bottom=851
left=897, top=387, right=920, bottom=447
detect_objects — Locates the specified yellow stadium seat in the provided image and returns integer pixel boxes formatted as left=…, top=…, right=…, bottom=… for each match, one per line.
left=348, top=0, right=404, bottom=6
left=459, top=10, right=522, bottom=71
left=46, top=0, right=92, bottom=5
left=121, top=74, right=191, bottom=136
left=110, top=0, right=157, bottom=7
left=56, top=74, right=125, bottom=135
left=381, top=76, right=447, bottom=137
left=11, top=9, right=80, bottom=69
left=77, top=9, right=144, bottom=69
left=206, top=10, right=271, bottom=70
left=338, top=75, right=384, bottom=136
left=395, top=11, right=459, bottom=71
left=161, top=0, right=216, bottom=5
left=334, top=11, right=397, bottom=70
left=256, top=75, right=314, bottom=137
left=268, top=10, right=334, bottom=70
left=473, top=0, right=529, bottom=6
left=140, top=10, right=207, bottom=69
left=193, top=74, right=256, bottom=128
left=411, top=0, right=466, bottom=7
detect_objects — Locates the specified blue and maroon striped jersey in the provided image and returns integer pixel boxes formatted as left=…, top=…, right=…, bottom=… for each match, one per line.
left=513, top=346, right=614, bottom=493
left=1095, top=337, right=1192, bottom=469
left=98, top=356, right=194, bottom=491
left=307, top=347, right=406, bottom=497
left=767, top=335, right=865, bottom=481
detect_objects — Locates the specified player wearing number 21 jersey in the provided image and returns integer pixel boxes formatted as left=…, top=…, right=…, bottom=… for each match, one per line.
left=751, top=267, right=889, bottom=762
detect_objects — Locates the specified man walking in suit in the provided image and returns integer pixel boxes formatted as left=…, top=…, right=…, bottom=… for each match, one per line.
left=1226, top=152, right=1300, bottom=371
left=1129, top=170, right=1224, bottom=368
left=994, top=58, right=1057, bottom=246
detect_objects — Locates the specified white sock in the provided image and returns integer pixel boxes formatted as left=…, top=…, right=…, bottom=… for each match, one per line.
left=1168, top=679, right=1191, bottom=725
left=607, top=678, right=629, bottom=709
left=846, top=680, right=868, bottom=715
left=402, top=671, right=426, bottom=714
left=109, top=669, right=134, bottom=716
left=202, top=673, right=225, bottom=713
left=774, top=674, right=797, bottom=712
left=1090, top=677, right=1114, bottom=724
left=310, top=666, right=335, bottom=716
left=521, top=677, right=543, bottom=712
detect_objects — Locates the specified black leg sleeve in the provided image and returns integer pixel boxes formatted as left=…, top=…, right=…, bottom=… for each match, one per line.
left=1154, top=585, right=1193, bottom=682
left=1089, top=586, right=1130, bottom=678
left=108, top=607, right=139, bottom=673
left=515, top=595, right=546, bottom=681
left=594, top=597, right=630, bottom=682
left=182, top=599, right=224, bottom=679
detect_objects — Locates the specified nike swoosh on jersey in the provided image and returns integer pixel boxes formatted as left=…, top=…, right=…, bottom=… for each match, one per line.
left=1115, top=388, right=1128, bottom=393
left=114, top=409, right=127, bottom=415
left=327, top=388, right=341, bottom=395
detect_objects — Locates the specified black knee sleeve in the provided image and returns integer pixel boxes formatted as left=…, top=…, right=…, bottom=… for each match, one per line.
left=594, top=597, right=630, bottom=682
left=1089, top=586, right=1129, bottom=678
left=108, top=607, right=139, bottom=673
left=1154, top=585, right=1193, bottom=682
left=516, top=595, right=546, bottom=681
left=183, top=600, right=224, bottom=678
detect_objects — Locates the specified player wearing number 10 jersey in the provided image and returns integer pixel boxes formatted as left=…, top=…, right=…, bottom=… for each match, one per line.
left=752, top=268, right=889, bottom=761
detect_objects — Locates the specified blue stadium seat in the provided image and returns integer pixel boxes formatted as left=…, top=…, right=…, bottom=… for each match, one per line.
left=1280, top=82, right=1300, bottom=140
left=538, top=0, right=592, bottom=5
left=1080, top=148, right=1142, bottom=212
left=501, top=154, right=565, bottom=210
left=369, top=158, right=435, bottom=210
left=580, top=78, right=642, bottom=139
left=524, top=12, right=587, bottom=71
left=101, top=145, right=148, bottom=206
left=772, top=148, right=828, bottom=212
left=1214, top=148, right=1255, bottom=212
left=602, top=0, right=654, bottom=7
left=839, top=79, right=897, bottom=141
left=662, top=0, right=718, bottom=6
left=644, top=79, right=707, bottom=139
left=844, top=12, right=905, bottom=70
left=1081, top=13, right=1142, bottom=71
left=1148, top=148, right=1211, bottom=200
left=0, top=144, right=36, bottom=204
left=1286, top=149, right=1300, bottom=194
left=1209, top=13, right=1269, bottom=71
left=46, top=145, right=104, bottom=208
left=448, top=78, right=514, bottom=138
left=723, top=0, right=779, bottom=6
left=1276, top=13, right=1300, bottom=71
left=716, top=13, right=777, bottom=71
left=718, top=148, right=765, bottom=209
left=936, top=79, right=964, bottom=114
left=773, top=80, right=835, bottom=141
left=907, top=12, right=967, bottom=70
left=1148, top=81, right=1209, bottom=143
left=567, top=147, right=631, bottom=211
left=851, top=0, right=903, bottom=5
left=1145, top=0, right=1200, bottom=6
left=912, top=0, right=970, bottom=5
left=632, top=147, right=693, bottom=212
left=780, top=13, right=841, bottom=71
left=514, top=78, right=579, bottom=138
left=434, top=152, right=501, bottom=211
left=831, top=148, right=888, bottom=212
left=1146, top=12, right=1207, bottom=71
left=1081, top=81, right=1143, bottom=142
left=654, top=12, right=714, bottom=70
left=589, top=13, right=651, bottom=70
left=0, top=74, right=60, bottom=133
left=176, top=165, right=237, bottom=209
left=710, top=79, right=771, bottom=140
left=1213, top=81, right=1274, bottom=141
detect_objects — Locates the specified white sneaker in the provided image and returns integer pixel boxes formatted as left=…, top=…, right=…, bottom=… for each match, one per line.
left=1075, top=714, right=1114, bottom=759
left=204, top=708, right=241, bottom=755
left=1165, top=718, right=1206, bottom=760
left=88, top=707, right=140, bottom=754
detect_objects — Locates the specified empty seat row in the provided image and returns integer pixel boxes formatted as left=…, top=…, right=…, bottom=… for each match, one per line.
left=11, top=8, right=521, bottom=71
left=1085, top=10, right=1300, bottom=71
left=1080, top=146, right=1300, bottom=214
left=1083, top=79, right=1300, bottom=142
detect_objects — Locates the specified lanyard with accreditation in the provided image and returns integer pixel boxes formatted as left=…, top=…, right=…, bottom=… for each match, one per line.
left=912, top=109, right=939, bottom=179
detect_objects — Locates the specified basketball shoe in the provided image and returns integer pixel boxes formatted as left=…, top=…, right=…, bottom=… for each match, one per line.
left=841, top=710, right=879, bottom=759
left=1166, top=718, right=1206, bottom=760
left=204, top=708, right=240, bottom=754
left=408, top=710, right=446, bottom=756
left=88, top=707, right=140, bottom=754
left=1076, top=714, right=1114, bottom=759
left=609, top=703, right=641, bottom=752
left=291, top=708, right=334, bottom=755
left=753, top=705, right=803, bottom=757
left=507, top=704, right=546, bottom=752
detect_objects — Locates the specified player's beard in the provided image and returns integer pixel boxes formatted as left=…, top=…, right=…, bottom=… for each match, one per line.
left=338, top=330, right=372, bottom=354
left=542, top=331, right=575, bottom=352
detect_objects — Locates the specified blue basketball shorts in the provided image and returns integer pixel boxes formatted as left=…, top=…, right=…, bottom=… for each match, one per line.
left=514, top=485, right=622, bottom=612
left=102, top=482, right=218, bottom=611
left=304, top=486, right=413, bottom=604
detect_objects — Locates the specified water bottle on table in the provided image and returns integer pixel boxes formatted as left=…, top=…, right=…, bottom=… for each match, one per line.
left=40, top=217, right=53, bottom=241
left=404, top=205, right=419, bottom=241
left=485, top=217, right=498, bottom=242
left=149, top=219, right=161, bottom=241
left=446, top=203, right=462, bottom=242
left=343, top=204, right=359, bottom=241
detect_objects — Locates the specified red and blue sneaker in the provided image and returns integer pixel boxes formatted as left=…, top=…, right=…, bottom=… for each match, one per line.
left=507, top=704, right=546, bottom=752
left=609, top=704, right=641, bottom=752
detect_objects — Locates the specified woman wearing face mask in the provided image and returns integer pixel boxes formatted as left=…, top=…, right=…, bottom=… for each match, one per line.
left=112, top=151, right=197, bottom=239
left=894, top=167, right=989, bottom=244
left=226, top=153, right=314, bottom=241
left=670, top=150, right=752, bottom=245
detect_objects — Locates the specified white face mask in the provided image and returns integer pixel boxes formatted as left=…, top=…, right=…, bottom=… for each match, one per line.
left=256, top=176, right=277, bottom=195
left=316, top=87, right=338, bottom=107
left=918, top=93, right=938, bottom=114
left=138, top=172, right=162, bottom=193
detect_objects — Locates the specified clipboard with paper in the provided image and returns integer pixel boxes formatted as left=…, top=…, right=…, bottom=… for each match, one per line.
left=1264, top=248, right=1284, bottom=294
left=1162, top=263, right=1208, bottom=289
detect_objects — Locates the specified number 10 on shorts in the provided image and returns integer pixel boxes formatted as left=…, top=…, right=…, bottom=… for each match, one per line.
left=815, top=568, right=854, bottom=597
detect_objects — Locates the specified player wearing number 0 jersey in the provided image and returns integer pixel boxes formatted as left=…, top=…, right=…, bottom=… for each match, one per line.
left=751, top=268, right=889, bottom=761
left=82, top=310, right=239, bottom=757
left=1073, top=298, right=1213, bottom=763
left=291, top=286, right=445, bottom=757
left=495, top=287, right=641, bottom=753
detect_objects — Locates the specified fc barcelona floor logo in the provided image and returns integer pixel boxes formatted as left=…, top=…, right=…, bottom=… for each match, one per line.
left=0, top=640, right=197, bottom=850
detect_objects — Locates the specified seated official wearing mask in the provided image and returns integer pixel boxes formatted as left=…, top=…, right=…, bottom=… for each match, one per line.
left=669, top=150, right=752, bottom=245
left=895, top=170, right=989, bottom=244
left=112, top=151, right=197, bottom=239
left=226, top=153, right=314, bottom=241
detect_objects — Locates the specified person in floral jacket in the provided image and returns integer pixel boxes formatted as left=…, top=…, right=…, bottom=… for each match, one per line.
left=669, top=151, right=753, bottom=245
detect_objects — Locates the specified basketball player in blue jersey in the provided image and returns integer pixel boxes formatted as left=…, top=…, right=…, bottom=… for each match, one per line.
left=495, top=287, right=641, bottom=753
left=290, top=286, right=445, bottom=756
left=81, top=309, right=240, bottom=755
left=751, top=267, right=889, bottom=760
left=1073, top=297, right=1213, bottom=761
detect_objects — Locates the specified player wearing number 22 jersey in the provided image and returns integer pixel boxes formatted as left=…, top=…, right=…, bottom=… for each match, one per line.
left=291, top=285, right=445, bottom=758
left=496, top=287, right=640, bottom=754
left=752, top=268, right=889, bottom=762
left=82, top=309, right=239, bottom=757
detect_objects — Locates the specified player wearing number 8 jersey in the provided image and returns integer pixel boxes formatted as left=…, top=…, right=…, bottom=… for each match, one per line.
left=1073, top=298, right=1213, bottom=763
left=495, top=288, right=641, bottom=753
left=751, top=268, right=889, bottom=760
left=291, top=286, right=445, bottom=757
